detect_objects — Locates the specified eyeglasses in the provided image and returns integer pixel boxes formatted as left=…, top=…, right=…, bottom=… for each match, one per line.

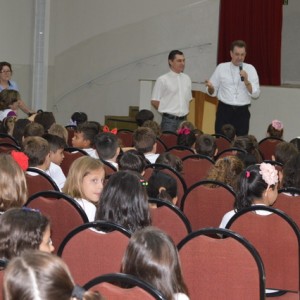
left=0, top=70, right=12, bottom=74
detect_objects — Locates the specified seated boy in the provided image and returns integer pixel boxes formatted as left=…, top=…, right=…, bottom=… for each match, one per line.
left=42, top=133, right=67, bottom=190
left=71, top=122, right=99, bottom=158
left=23, top=136, right=65, bottom=190
left=94, top=132, right=120, bottom=170
left=133, top=127, right=159, bottom=164
left=195, top=134, right=218, bottom=159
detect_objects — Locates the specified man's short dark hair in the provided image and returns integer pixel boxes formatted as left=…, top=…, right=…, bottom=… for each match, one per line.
left=230, top=40, right=247, bottom=51
left=168, top=50, right=184, bottom=61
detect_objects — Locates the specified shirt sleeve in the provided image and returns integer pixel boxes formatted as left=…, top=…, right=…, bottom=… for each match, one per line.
left=151, top=77, right=164, bottom=101
left=247, top=65, right=260, bottom=99
left=206, top=65, right=221, bottom=97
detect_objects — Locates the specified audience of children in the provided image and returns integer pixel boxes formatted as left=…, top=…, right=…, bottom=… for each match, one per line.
left=3, top=251, right=102, bottom=300
left=48, top=123, right=69, bottom=144
left=147, top=171, right=178, bottom=205
left=72, top=121, right=99, bottom=158
left=206, top=156, right=244, bottom=191
left=133, top=127, right=159, bottom=163
left=69, top=111, right=88, bottom=126
left=94, top=132, right=120, bottom=169
left=221, top=124, right=236, bottom=141
left=23, top=122, right=45, bottom=139
left=0, top=153, right=28, bottom=213
left=95, top=171, right=151, bottom=233
left=117, top=149, right=147, bottom=175
left=121, top=226, right=189, bottom=300
left=34, top=111, right=56, bottom=132
left=0, top=89, right=19, bottom=121
left=195, top=134, right=217, bottom=159
left=63, top=156, right=105, bottom=222
left=177, top=127, right=196, bottom=148
left=156, top=152, right=183, bottom=174
left=135, top=109, right=154, bottom=127
left=267, top=119, right=284, bottom=139
left=0, top=208, right=54, bottom=262
left=219, top=162, right=279, bottom=228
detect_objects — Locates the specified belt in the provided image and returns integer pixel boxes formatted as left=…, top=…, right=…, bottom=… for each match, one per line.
left=163, top=113, right=186, bottom=120
left=220, top=102, right=249, bottom=110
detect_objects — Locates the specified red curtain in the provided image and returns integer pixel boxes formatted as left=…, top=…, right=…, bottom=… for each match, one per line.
left=218, top=0, right=282, bottom=85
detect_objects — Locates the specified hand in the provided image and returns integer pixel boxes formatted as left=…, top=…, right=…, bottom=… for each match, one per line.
left=205, top=80, right=214, bottom=95
left=239, top=70, right=248, bottom=82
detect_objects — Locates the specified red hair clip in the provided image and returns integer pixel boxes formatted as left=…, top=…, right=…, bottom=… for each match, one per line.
left=246, top=171, right=251, bottom=178
left=11, top=150, right=29, bottom=171
left=103, top=125, right=118, bottom=135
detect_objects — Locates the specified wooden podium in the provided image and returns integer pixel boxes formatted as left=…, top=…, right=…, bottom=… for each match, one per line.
left=187, top=90, right=218, bottom=134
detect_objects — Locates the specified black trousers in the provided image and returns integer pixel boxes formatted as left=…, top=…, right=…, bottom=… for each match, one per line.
left=215, top=101, right=250, bottom=136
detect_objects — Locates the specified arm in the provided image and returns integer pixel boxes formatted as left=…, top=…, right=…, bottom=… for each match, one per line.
left=18, top=99, right=35, bottom=115
left=205, top=65, right=220, bottom=97
left=242, top=65, right=260, bottom=99
left=151, top=100, right=159, bottom=110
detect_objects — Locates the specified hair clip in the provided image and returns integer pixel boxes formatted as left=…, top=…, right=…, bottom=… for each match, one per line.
left=103, top=125, right=118, bottom=135
left=271, top=120, right=283, bottom=131
left=11, top=150, right=29, bottom=171
left=71, top=285, right=85, bottom=300
left=178, top=128, right=191, bottom=135
left=259, top=162, right=278, bottom=187
left=140, top=179, right=148, bottom=187
left=22, top=207, right=40, bottom=213
left=245, top=171, right=250, bottom=178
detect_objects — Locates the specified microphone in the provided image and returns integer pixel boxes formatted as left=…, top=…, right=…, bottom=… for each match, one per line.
left=239, top=63, right=244, bottom=81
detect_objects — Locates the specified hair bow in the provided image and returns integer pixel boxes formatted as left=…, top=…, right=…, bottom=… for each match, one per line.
left=11, top=150, right=29, bottom=171
left=271, top=120, right=283, bottom=131
left=178, top=128, right=191, bottom=135
left=102, top=125, right=118, bottom=135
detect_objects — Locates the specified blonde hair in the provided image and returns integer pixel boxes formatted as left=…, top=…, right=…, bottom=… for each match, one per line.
left=0, top=154, right=27, bottom=212
left=48, top=123, right=68, bottom=143
left=63, top=156, right=104, bottom=199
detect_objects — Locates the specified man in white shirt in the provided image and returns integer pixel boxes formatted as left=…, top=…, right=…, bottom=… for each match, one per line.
left=151, top=50, right=192, bottom=132
left=205, top=40, right=260, bottom=136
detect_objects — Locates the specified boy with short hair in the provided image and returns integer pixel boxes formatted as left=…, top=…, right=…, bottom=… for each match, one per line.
left=71, top=122, right=99, bottom=158
left=133, top=127, right=159, bottom=163
left=195, top=134, right=218, bottom=159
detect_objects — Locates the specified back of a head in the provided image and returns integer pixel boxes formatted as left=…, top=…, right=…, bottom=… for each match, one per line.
left=195, top=134, right=216, bottom=157
left=142, top=120, right=161, bottom=137
left=23, top=136, right=50, bottom=167
left=233, top=135, right=262, bottom=163
left=147, top=171, right=177, bottom=202
left=274, top=142, right=298, bottom=165
left=282, top=153, right=300, bottom=189
left=48, top=123, right=68, bottom=143
left=23, top=122, right=45, bottom=139
left=177, top=128, right=196, bottom=147
left=133, top=127, right=156, bottom=154
left=135, top=109, right=154, bottom=127
left=94, top=132, right=119, bottom=160
left=12, top=118, right=31, bottom=145
left=121, top=226, right=188, bottom=300
left=267, top=120, right=284, bottom=139
left=156, top=152, right=183, bottom=173
left=3, top=251, right=102, bottom=300
left=0, top=89, right=20, bottom=110
left=43, top=133, right=67, bottom=153
left=0, top=208, right=49, bottom=260
left=221, top=124, right=236, bottom=141
left=96, top=171, right=151, bottom=232
left=117, top=150, right=147, bottom=174
left=71, top=112, right=88, bottom=126
left=34, top=112, right=56, bottom=132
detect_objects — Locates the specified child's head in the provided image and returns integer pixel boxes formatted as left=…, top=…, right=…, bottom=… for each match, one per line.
left=48, top=123, right=69, bottom=144
left=267, top=120, right=284, bottom=139
left=0, top=154, right=28, bottom=212
left=3, top=251, right=102, bottom=300
left=63, top=156, right=104, bottom=205
left=23, top=122, right=45, bottom=139
left=274, top=142, right=298, bottom=165
left=12, top=118, right=31, bottom=145
left=142, top=120, right=161, bottom=137
left=177, top=127, right=196, bottom=147
left=235, top=163, right=279, bottom=211
left=195, top=134, right=217, bottom=158
left=206, top=156, right=244, bottom=190
left=135, top=109, right=154, bottom=127
left=0, top=89, right=20, bottom=111
left=96, top=171, right=151, bottom=233
left=72, top=122, right=98, bottom=149
left=133, top=127, right=157, bottom=154
left=290, top=138, right=300, bottom=152
left=121, top=227, right=188, bottom=300
left=22, top=136, right=51, bottom=169
left=42, top=133, right=67, bottom=166
left=282, top=153, right=300, bottom=189
left=147, top=171, right=178, bottom=204
left=156, top=152, right=183, bottom=174
left=221, top=124, right=236, bottom=141
left=178, top=120, right=195, bottom=131
left=70, top=111, right=88, bottom=126
left=0, top=116, right=16, bottom=135
left=94, top=132, right=120, bottom=161
left=34, top=111, right=56, bottom=132
left=0, top=208, right=54, bottom=260
left=117, top=149, right=147, bottom=174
